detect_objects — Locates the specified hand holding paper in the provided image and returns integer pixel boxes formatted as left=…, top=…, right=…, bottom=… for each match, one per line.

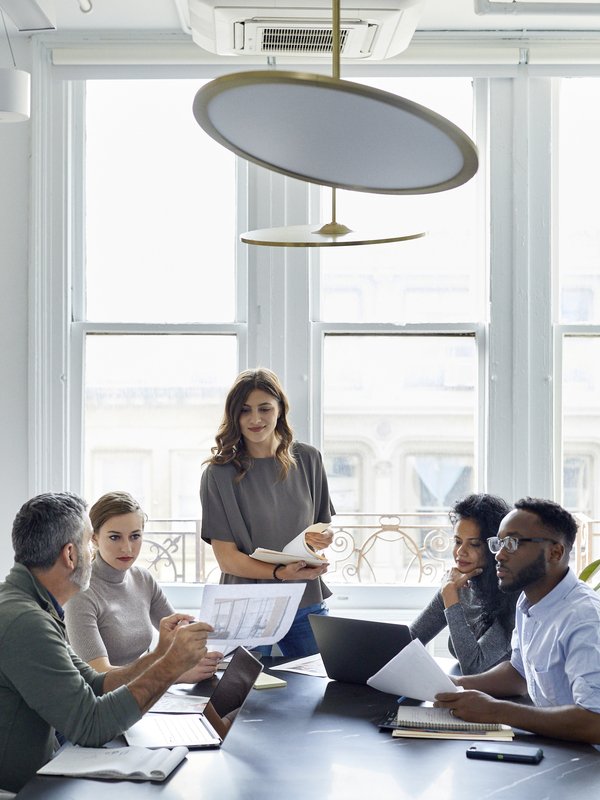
left=304, top=524, right=333, bottom=552
left=367, top=639, right=462, bottom=701
left=200, top=583, right=304, bottom=652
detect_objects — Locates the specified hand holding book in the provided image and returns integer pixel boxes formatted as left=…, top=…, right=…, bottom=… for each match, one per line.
left=250, top=523, right=331, bottom=567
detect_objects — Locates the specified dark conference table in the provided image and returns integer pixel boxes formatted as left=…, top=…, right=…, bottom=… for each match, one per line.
left=16, top=662, right=600, bottom=799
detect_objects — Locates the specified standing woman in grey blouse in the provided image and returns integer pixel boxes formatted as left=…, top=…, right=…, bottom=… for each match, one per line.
left=200, top=368, right=334, bottom=658
left=410, top=493, right=518, bottom=675
left=65, top=491, right=221, bottom=681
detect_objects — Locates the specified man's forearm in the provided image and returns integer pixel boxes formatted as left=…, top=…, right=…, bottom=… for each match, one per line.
left=102, top=649, right=161, bottom=693
left=123, top=653, right=186, bottom=714
left=104, top=620, right=211, bottom=712
left=457, top=662, right=528, bottom=697
left=489, top=701, right=600, bottom=743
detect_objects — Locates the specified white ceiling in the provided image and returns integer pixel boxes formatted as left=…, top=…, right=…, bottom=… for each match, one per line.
left=8, top=0, right=600, bottom=35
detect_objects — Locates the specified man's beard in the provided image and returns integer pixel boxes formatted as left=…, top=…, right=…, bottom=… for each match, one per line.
left=70, top=542, right=92, bottom=592
left=499, top=550, right=547, bottom=594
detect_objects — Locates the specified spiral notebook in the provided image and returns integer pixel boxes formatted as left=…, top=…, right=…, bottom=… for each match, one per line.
left=380, top=706, right=514, bottom=741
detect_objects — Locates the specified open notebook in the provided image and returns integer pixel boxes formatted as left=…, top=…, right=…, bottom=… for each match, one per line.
left=124, top=646, right=262, bottom=749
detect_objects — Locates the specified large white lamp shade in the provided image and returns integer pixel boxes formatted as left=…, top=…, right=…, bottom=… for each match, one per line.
left=0, top=68, right=30, bottom=122
left=193, top=70, right=478, bottom=195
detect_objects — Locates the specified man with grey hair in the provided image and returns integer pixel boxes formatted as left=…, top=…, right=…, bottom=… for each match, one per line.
left=0, top=492, right=212, bottom=793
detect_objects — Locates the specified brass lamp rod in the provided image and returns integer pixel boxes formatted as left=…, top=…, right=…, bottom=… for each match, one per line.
left=333, top=0, right=340, bottom=80
left=316, top=0, right=352, bottom=236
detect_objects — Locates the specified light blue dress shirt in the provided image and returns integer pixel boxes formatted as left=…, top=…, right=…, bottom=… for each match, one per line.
left=511, top=568, right=600, bottom=715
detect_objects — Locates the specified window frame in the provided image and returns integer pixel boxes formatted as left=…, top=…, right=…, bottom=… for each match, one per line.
left=30, top=35, right=582, bottom=554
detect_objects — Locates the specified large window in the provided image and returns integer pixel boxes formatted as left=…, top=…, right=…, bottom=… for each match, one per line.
left=81, top=79, right=239, bottom=518
left=85, top=80, right=236, bottom=324
left=84, top=334, right=236, bottom=515
left=34, top=48, right=600, bottom=588
left=558, top=78, right=600, bottom=518
left=323, top=335, right=477, bottom=512
left=321, top=78, right=480, bottom=514
left=321, top=78, right=482, bottom=325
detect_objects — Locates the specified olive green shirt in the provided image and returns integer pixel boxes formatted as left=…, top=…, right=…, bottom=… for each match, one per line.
left=0, top=564, right=141, bottom=792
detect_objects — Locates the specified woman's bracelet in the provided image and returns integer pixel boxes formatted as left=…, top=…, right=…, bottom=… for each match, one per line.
left=273, top=564, right=285, bottom=582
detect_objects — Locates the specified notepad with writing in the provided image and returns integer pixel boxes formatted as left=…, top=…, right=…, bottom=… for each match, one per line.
left=37, top=744, right=188, bottom=782
left=390, top=707, right=514, bottom=741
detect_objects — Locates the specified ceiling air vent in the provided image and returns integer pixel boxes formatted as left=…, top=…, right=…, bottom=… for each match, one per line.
left=184, top=1, right=425, bottom=60
left=233, top=19, right=376, bottom=57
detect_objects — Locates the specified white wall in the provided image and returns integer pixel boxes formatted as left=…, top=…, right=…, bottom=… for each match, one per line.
left=0, top=43, right=32, bottom=577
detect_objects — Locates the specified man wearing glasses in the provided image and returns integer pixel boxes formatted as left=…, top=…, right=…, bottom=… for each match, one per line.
left=435, top=497, right=600, bottom=745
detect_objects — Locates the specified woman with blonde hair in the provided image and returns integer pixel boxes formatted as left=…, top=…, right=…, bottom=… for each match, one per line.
left=65, top=490, right=221, bottom=681
left=201, top=368, right=334, bottom=658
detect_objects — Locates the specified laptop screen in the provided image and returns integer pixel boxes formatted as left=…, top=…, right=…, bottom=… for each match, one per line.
left=124, top=646, right=263, bottom=749
left=309, top=615, right=412, bottom=685
left=203, top=647, right=263, bottom=740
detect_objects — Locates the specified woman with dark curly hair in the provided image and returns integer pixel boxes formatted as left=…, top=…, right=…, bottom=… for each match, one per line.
left=410, top=493, right=518, bottom=674
left=200, top=368, right=334, bottom=658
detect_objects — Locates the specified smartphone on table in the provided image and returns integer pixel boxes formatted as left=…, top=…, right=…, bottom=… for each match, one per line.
left=466, top=744, right=543, bottom=764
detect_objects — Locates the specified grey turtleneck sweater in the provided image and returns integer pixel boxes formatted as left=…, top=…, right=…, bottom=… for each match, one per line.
left=64, top=555, right=173, bottom=666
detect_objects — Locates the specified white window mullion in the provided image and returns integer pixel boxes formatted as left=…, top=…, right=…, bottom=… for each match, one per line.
left=473, top=77, right=490, bottom=494
left=68, top=80, right=86, bottom=496
left=488, top=75, right=554, bottom=502
left=309, top=185, right=324, bottom=449
left=488, top=77, right=518, bottom=501
left=235, top=158, right=249, bottom=369
left=245, top=164, right=314, bottom=443
left=526, top=77, right=554, bottom=499
left=280, top=177, right=312, bottom=444
left=30, top=41, right=76, bottom=494
left=245, top=163, right=284, bottom=371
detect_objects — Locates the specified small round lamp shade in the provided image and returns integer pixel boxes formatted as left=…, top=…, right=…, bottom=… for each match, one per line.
left=240, top=223, right=427, bottom=247
left=0, top=68, right=30, bottom=122
left=193, top=70, right=478, bottom=195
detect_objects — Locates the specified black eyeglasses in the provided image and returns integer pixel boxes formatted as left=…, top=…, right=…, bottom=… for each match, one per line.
left=487, top=536, right=558, bottom=554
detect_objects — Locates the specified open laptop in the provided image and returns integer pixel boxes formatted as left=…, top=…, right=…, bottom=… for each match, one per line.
left=124, top=646, right=263, bottom=749
left=309, top=615, right=412, bottom=685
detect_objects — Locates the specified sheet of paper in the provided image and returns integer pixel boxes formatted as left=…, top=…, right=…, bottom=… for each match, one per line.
left=199, top=583, right=304, bottom=652
left=367, top=639, right=460, bottom=701
left=149, top=690, right=209, bottom=714
left=270, top=653, right=328, bottom=678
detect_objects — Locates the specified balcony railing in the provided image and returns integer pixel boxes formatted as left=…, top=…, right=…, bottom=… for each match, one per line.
left=142, top=513, right=452, bottom=585
left=574, top=514, right=600, bottom=575
left=140, top=512, right=600, bottom=585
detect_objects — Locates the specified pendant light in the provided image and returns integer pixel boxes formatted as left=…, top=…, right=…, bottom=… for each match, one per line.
left=192, top=0, right=478, bottom=247
left=0, top=10, right=30, bottom=122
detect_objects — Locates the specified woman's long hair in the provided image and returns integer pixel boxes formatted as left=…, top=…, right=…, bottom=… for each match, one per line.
left=205, top=368, right=295, bottom=481
left=449, top=493, right=517, bottom=632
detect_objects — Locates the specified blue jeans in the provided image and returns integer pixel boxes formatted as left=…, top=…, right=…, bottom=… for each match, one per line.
left=256, top=602, right=328, bottom=659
